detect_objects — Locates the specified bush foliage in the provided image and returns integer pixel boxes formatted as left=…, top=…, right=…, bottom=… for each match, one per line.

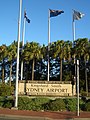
left=43, top=98, right=66, bottom=111
left=18, top=97, right=50, bottom=111
left=0, top=96, right=90, bottom=111
left=0, top=84, right=14, bottom=96
left=85, top=101, right=90, bottom=111
left=64, top=98, right=77, bottom=111
left=0, top=96, right=14, bottom=108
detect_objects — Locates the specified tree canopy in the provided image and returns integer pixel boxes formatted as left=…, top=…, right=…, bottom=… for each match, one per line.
left=0, top=38, right=90, bottom=93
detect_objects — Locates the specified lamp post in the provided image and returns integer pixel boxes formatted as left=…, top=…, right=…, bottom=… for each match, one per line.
left=76, top=60, right=79, bottom=116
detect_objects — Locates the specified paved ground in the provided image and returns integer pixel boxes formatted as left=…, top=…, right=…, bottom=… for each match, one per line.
left=0, top=108, right=90, bottom=120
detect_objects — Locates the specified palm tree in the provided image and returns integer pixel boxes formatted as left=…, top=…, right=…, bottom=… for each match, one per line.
left=63, top=41, right=72, bottom=82
left=0, top=45, right=7, bottom=83
left=51, top=40, right=72, bottom=81
left=39, top=44, right=47, bottom=80
left=73, top=38, right=89, bottom=60
left=73, top=38, right=89, bottom=95
left=52, top=40, right=65, bottom=81
left=79, top=38, right=89, bottom=96
left=7, top=41, right=17, bottom=86
left=23, top=42, right=43, bottom=81
left=64, top=41, right=72, bottom=61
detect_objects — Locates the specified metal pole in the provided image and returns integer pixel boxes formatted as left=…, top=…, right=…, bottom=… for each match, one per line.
left=72, top=11, right=79, bottom=116
left=48, top=9, right=50, bottom=81
left=77, top=60, right=79, bottom=116
left=15, top=0, right=22, bottom=108
left=21, top=9, right=26, bottom=80
left=72, top=11, right=76, bottom=93
left=72, top=19, right=75, bottom=46
left=72, top=15, right=76, bottom=65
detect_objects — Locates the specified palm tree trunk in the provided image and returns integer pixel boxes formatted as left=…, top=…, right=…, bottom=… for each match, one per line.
left=85, top=60, right=88, bottom=96
left=2, top=59, right=5, bottom=84
left=2, top=66, right=4, bottom=84
left=9, top=62, right=12, bottom=86
left=32, top=59, right=35, bottom=81
left=60, top=59, right=62, bottom=81
left=26, top=63, right=28, bottom=80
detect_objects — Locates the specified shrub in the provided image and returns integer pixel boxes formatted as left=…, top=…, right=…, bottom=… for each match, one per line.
left=18, top=97, right=50, bottom=111
left=3, top=100, right=13, bottom=108
left=79, top=99, right=85, bottom=111
left=18, top=97, right=31, bottom=110
left=0, top=84, right=14, bottom=96
left=0, top=96, right=14, bottom=108
left=30, top=97, right=50, bottom=111
left=85, top=101, right=90, bottom=111
left=0, top=96, right=88, bottom=111
left=64, top=98, right=85, bottom=112
left=64, top=98, right=77, bottom=111
left=44, top=98, right=66, bottom=111
left=0, top=96, right=5, bottom=107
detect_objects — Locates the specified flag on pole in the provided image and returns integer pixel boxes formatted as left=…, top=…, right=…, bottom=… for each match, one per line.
left=24, top=11, right=30, bottom=23
left=73, top=10, right=85, bottom=21
left=50, top=9, right=64, bottom=17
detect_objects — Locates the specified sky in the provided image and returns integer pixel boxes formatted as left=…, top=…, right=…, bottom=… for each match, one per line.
left=0, top=0, right=90, bottom=46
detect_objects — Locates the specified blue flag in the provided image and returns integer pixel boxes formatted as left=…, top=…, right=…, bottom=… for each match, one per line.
left=24, top=11, right=30, bottom=23
left=50, top=9, right=64, bottom=17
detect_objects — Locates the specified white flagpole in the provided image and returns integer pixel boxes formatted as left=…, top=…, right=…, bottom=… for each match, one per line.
left=72, top=18, right=75, bottom=46
left=15, top=0, right=22, bottom=108
left=72, top=10, right=80, bottom=116
left=21, top=9, right=26, bottom=80
left=48, top=9, right=50, bottom=81
left=72, top=11, right=76, bottom=82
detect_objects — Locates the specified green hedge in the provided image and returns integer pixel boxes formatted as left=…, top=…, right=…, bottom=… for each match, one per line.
left=18, top=97, right=81, bottom=111
left=43, top=98, right=66, bottom=111
left=0, top=84, right=14, bottom=96
left=0, top=96, right=5, bottom=107
left=0, top=96, right=90, bottom=111
left=64, top=98, right=86, bottom=111
left=64, top=98, right=77, bottom=111
left=18, top=97, right=50, bottom=111
left=85, top=101, right=90, bottom=111
left=0, top=96, right=14, bottom=108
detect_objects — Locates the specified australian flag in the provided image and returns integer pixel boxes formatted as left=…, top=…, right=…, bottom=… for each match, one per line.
left=24, top=11, right=30, bottom=23
left=73, top=10, right=85, bottom=21
left=50, top=9, right=64, bottom=17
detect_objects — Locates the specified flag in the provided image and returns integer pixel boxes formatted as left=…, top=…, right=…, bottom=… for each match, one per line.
left=24, top=11, right=30, bottom=23
left=50, top=9, right=64, bottom=17
left=73, top=10, right=85, bottom=21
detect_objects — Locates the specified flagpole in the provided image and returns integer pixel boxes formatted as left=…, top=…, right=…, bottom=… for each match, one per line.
left=15, top=0, right=22, bottom=108
left=21, top=9, right=26, bottom=80
left=72, top=10, right=79, bottom=116
left=48, top=9, right=50, bottom=81
left=72, top=18, right=75, bottom=46
left=72, top=10, right=76, bottom=83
